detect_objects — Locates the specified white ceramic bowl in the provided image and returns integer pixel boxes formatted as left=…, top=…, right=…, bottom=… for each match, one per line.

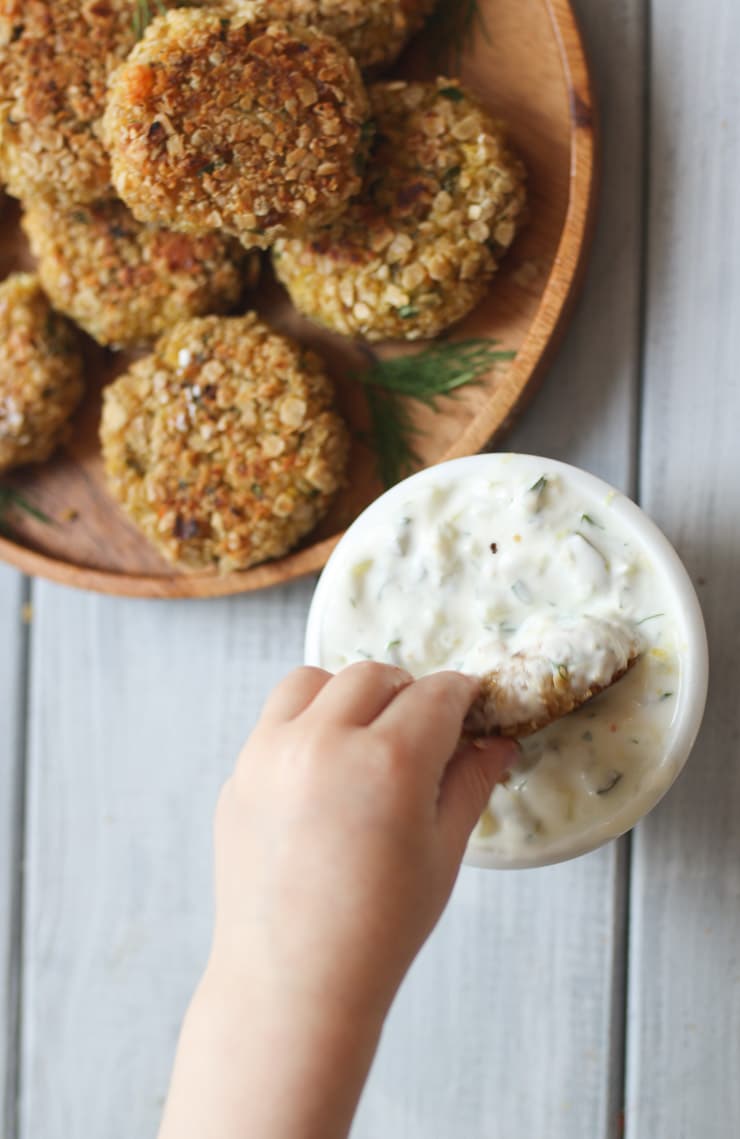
left=305, top=454, right=709, bottom=869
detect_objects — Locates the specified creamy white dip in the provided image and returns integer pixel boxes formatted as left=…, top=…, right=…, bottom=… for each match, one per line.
left=317, top=457, right=683, bottom=863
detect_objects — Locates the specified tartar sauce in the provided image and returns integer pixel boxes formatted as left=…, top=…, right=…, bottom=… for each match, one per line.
left=318, top=458, right=682, bottom=862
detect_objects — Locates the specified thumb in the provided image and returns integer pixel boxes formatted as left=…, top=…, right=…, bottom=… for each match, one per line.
left=437, top=737, right=520, bottom=858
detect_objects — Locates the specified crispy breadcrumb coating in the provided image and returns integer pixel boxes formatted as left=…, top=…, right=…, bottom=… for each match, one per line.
left=273, top=78, right=526, bottom=341
left=0, top=273, right=83, bottom=473
left=0, top=0, right=152, bottom=204
left=213, top=0, right=436, bottom=71
left=23, top=197, right=258, bottom=348
left=103, top=9, right=370, bottom=248
left=101, top=313, right=349, bottom=572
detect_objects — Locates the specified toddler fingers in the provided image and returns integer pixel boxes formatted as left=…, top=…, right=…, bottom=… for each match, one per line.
left=437, top=737, right=520, bottom=858
left=259, top=667, right=332, bottom=725
left=371, top=671, right=480, bottom=783
left=305, top=660, right=413, bottom=726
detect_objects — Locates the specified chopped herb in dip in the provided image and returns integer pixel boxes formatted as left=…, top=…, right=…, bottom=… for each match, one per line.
left=318, top=459, right=682, bottom=863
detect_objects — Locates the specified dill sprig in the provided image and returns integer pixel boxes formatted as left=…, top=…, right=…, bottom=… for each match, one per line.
left=0, top=487, right=51, bottom=538
left=361, top=340, right=513, bottom=405
left=359, top=339, right=515, bottom=488
left=427, top=0, right=489, bottom=73
left=132, top=0, right=167, bottom=40
left=364, top=386, right=421, bottom=490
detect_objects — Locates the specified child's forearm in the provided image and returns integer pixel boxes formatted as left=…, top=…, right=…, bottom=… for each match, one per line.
left=157, top=665, right=516, bottom=1139
left=157, top=960, right=384, bottom=1139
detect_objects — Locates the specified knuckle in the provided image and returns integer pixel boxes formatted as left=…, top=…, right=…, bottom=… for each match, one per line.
left=345, top=660, right=412, bottom=688
left=429, top=672, right=471, bottom=712
left=295, top=724, right=339, bottom=770
left=262, top=666, right=325, bottom=713
left=291, top=665, right=329, bottom=684
left=374, top=732, right=409, bottom=776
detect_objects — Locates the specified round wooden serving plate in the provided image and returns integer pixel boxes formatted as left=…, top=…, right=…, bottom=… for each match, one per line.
left=0, top=0, right=597, bottom=598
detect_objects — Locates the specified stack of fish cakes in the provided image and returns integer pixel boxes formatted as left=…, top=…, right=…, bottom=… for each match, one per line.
left=0, top=1, right=526, bottom=573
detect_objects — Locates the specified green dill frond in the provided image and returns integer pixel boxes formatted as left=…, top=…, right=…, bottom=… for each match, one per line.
left=363, top=385, right=423, bottom=490
left=361, top=339, right=514, bottom=406
left=359, top=339, right=515, bottom=488
left=132, top=0, right=167, bottom=40
left=0, top=487, right=51, bottom=538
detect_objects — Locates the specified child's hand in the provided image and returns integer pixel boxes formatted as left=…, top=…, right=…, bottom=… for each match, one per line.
left=159, top=664, right=516, bottom=1139
left=213, top=663, right=517, bottom=1015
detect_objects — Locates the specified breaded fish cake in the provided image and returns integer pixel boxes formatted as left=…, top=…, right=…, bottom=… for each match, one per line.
left=464, top=618, right=641, bottom=738
left=214, top=0, right=436, bottom=72
left=100, top=314, right=349, bottom=572
left=102, top=9, right=370, bottom=248
left=22, top=197, right=258, bottom=349
left=273, top=78, right=526, bottom=341
left=0, top=0, right=148, bottom=204
left=0, top=273, right=83, bottom=473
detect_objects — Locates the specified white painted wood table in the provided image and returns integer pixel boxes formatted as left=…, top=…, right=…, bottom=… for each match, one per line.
left=1, top=0, right=738, bottom=1135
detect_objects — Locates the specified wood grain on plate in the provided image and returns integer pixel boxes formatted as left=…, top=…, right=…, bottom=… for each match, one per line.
left=0, top=0, right=596, bottom=598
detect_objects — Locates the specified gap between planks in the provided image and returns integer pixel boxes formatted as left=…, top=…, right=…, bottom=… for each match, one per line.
left=1, top=571, right=30, bottom=1139
left=626, top=0, right=740, bottom=1134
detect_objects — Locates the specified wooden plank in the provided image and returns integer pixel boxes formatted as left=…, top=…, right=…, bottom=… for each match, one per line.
left=505, top=0, right=646, bottom=498
left=353, top=850, right=629, bottom=1139
left=0, top=567, right=26, bottom=1139
left=350, top=1, right=647, bottom=1134
left=18, top=580, right=316, bottom=1137
left=626, top=2, right=740, bottom=1135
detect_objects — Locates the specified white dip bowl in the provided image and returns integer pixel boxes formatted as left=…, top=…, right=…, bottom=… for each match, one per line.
left=305, top=454, right=709, bottom=869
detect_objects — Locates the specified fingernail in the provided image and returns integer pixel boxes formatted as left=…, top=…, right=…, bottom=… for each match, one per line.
left=477, top=735, right=522, bottom=767
left=503, top=737, right=523, bottom=757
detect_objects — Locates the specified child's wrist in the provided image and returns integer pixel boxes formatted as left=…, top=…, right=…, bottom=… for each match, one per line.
left=185, top=955, right=385, bottom=1139
left=201, top=946, right=387, bottom=1052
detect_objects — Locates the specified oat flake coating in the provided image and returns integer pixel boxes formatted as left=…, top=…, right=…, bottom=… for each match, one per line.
left=102, top=9, right=370, bottom=248
left=214, top=0, right=436, bottom=72
left=22, top=197, right=259, bottom=350
left=273, top=79, right=527, bottom=342
left=0, top=273, right=84, bottom=473
left=100, top=314, right=349, bottom=572
left=0, top=0, right=169, bottom=205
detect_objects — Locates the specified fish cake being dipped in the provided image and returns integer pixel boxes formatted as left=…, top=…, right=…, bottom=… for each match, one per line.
left=464, top=617, right=642, bottom=738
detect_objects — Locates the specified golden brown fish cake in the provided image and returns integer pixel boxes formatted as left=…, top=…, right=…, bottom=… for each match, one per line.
left=0, top=273, right=83, bottom=473
left=100, top=314, right=349, bottom=572
left=22, top=197, right=259, bottom=349
left=464, top=620, right=641, bottom=738
left=0, top=0, right=175, bottom=204
left=273, top=78, right=526, bottom=341
left=102, top=9, right=370, bottom=248
left=213, top=0, right=436, bottom=72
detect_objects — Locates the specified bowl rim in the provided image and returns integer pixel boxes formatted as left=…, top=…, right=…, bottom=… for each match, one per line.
left=304, top=453, right=709, bottom=870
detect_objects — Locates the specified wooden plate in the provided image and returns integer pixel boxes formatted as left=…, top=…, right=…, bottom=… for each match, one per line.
left=0, top=0, right=596, bottom=598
